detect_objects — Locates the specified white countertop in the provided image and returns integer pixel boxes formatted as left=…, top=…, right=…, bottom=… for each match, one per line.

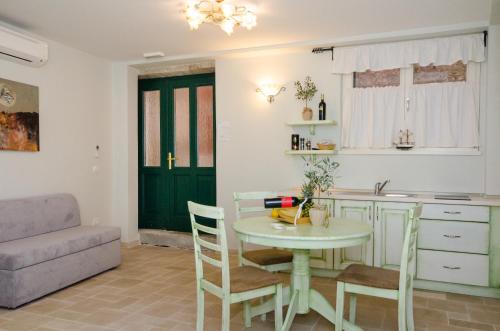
left=329, top=189, right=500, bottom=207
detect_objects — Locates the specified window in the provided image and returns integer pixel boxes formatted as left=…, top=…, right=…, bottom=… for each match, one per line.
left=413, top=61, right=466, bottom=85
left=333, top=34, right=485, bottom=153
left=353, top=69, right=400, bottom=88
left=341, top=62, right=480, bottom=151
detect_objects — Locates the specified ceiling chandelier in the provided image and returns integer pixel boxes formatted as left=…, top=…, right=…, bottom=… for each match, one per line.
left=185, top=0, right=257, bottom=35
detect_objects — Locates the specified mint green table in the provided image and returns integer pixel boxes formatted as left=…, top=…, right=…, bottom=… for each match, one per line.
left=233, top=216, right=372, bottom=331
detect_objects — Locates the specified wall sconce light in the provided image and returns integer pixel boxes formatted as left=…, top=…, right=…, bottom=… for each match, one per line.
left=256, top=84, right=286, bottom=103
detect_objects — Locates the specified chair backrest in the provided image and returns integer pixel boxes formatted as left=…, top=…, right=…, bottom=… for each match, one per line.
left=188, top=201, right=230, bottom=295
left=233, top=191, right=278, bottom=220
left=399, top=202, right=423, bottom=293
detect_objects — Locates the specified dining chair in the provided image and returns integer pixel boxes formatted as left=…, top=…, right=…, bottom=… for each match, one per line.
left=233, top=191, right=293, bottom=272
left=334, top=202, right=423, bottom=331
left=187, top=201, right=283, bottom=331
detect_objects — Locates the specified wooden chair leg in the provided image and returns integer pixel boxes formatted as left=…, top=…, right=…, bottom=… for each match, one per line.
left=260, top=296, right=267, bottom=321
left=335, top=282, right=345, bottom=331
left=274, top=284, right=283, bottom=331
left=398, top=294, right=407, bottom=331
left=243, top=301, right=252, bottom=328
left=196, top=288, right=204, bottom=331
left=349, top=293, right=357, bottom=323
left=406, top=287, right=415, bottom=331
left=222, top=299, right=231, bottom=331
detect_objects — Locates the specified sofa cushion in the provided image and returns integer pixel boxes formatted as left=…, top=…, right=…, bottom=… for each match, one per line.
left=0, top=194, right=81, bottom=243
left=0, top=226, right=121, bottom=271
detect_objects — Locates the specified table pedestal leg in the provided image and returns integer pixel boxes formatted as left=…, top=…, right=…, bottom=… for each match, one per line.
left=281, top=249, right=311, bottom=331
left=291, top=249, right=311, bottom=314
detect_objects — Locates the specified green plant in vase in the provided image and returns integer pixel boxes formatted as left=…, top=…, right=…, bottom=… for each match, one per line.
left=294, top=76, right=317, bottom=121
left=302, top=156, right=340, bottom=225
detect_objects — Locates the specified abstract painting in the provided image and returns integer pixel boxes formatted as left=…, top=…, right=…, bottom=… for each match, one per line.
left=0, top=78, right=39, bottom=151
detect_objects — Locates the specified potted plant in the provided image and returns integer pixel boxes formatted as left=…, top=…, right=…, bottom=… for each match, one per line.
left=301, top=156, right=339, bottom=226
left=294, top=76, right=318, bottom=121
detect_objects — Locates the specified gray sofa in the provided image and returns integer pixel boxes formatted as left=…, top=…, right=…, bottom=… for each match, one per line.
left=0, top=194, right=121, bottom=308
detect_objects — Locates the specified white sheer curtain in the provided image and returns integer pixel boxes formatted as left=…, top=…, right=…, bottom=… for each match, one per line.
left=332, top=34, right=485, bottom=74
left=342, top=75, right=404, bottom=148
left=408, top=63, right=480, bottom=148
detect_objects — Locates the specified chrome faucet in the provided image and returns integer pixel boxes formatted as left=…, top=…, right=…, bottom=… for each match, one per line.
left=374, top=179, right=390, bottom=195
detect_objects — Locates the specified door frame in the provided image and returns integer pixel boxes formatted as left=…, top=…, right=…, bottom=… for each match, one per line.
left=138, top=73, right=216, bottom=231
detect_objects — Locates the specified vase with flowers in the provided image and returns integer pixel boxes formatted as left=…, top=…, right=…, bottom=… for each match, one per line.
left=294, top=76, right=318, bottom=121
left=301, top=156, right=339, bottom=226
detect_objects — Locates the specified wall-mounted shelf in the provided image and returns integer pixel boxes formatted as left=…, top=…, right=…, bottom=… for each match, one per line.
left=285, top=150, right=336, bottom=156
left=286, top=120, right=337, bottom=135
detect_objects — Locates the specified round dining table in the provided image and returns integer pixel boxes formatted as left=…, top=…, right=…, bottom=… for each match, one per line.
left=233, top=216, right=372, bottom=331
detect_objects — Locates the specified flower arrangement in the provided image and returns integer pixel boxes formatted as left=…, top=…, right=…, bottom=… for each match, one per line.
left=294, top=76, right=318, bottom=109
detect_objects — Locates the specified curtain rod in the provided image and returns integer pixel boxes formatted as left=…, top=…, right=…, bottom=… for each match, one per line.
left=311, top=31, right=488, bottom=60
left=311, top=47, right=334, bottom=60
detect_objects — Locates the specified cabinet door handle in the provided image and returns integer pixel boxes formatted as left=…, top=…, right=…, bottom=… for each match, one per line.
left=443, top=211, right=461, bottom=215
left=443, top=234, right=462, bottom=239
left=443, top=266, right=461, bottom=270
left=368, top=205, right=372, bottom=221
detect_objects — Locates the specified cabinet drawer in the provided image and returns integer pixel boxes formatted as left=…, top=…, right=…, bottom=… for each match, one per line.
left=418, top=220, right=489, bottom=254
left=417, top=250, right=489, bottom=287
left=422, top=204, right=489, bottom=222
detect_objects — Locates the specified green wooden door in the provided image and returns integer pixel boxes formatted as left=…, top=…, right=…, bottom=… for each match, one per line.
left=138, top=74, right=216, bottom=232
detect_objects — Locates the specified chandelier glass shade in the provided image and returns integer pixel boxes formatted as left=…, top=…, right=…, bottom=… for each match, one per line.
left=185, top=0, right=257, bottom=35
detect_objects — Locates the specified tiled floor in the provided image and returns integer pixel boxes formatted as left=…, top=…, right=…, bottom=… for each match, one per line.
left=0, top=245, right=499, bottom=331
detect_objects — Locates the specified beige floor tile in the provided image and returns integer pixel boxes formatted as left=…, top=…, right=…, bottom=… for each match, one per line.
left=427, top=298, right=467, bottom=313
left=0, top=245, right=498, bottom=331
left=449, top=318, right=494, bottom=331
left=76, top=308, right=129, bottom=326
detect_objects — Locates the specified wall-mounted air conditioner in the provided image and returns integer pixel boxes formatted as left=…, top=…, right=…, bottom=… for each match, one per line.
left=0, top=25, right=48, bottom=67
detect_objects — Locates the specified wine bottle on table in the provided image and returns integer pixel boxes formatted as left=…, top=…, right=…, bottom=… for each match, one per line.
left=319, top=94, right=326, bottom=120
left=264, top=197, right=300, bottom=208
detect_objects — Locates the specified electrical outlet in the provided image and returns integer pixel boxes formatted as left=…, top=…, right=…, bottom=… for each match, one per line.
left=92, top=217, right=101, bottom=226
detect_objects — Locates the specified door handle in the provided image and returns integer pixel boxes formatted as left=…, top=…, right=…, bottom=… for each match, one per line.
left=443, top=266, right=461, bottom=270
left=443, top=234, right=461, bottom=239
left=444, top=211, right=461, bottom=215
left=167, top=152, right=176, bottom=170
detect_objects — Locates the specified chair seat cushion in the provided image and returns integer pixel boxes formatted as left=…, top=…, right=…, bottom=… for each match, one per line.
left=336, top=264, right=400, bottom=290
left=242, top=248, right=293, bottom=266
left=206, top=266, right=281, bottom=293
left=0, top=226, right=121, bottom=271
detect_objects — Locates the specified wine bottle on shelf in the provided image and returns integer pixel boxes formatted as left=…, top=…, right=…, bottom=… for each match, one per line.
left=264, top=197, right=301, bottom=209
left=318, top=94, right=326, bottom=120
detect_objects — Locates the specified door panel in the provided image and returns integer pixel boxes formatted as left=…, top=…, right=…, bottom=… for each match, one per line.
left=139, top=74, right=216, bottom=232
left=173, top=87, right=191, bottom=167
left=374, top=202, right=415, bottom=269
left=143, top=90, right=161, bottom=167
left=334, top=200, right=374, bottom=269
left=197, top=86, right=214, bottom=167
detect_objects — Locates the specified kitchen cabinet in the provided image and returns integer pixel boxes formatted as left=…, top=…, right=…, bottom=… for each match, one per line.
left=330, top=194, right=500, bottom=298
left=310, top=199, right=335, bottom=269
left=333, top=200, right=415, bottom=270
left=374, top=202, right=416, bottom=269
left=334, top=199, right=373, bottom=269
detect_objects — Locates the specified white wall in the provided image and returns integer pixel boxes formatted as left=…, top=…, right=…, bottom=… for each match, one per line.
left=215, top=42, right=498, bottom=247
left=485, top=18, right=500, bottom=193
left=111, top=63, right=139, bottom=243
left=0, top=39, right=112, bottom=226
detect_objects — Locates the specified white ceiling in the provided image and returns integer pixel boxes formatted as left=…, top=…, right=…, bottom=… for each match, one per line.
left=0, top=0, right=492, bottom=61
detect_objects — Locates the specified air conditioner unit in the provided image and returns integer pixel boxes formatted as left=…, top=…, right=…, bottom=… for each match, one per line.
left=0, top=25, right=48, bottom=67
